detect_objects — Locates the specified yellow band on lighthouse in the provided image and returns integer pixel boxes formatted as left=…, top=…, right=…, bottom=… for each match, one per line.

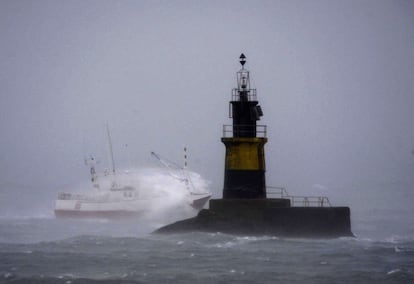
left=222, top=137, right=267, bottom=170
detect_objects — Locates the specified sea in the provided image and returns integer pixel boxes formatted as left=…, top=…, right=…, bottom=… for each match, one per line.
left=1, top=167, right=413, bottom=283
left=0, top=209, right=413, bottom=284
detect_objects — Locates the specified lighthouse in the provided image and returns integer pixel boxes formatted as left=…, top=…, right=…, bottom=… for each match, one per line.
left=222, top=54, right=267, bottom=199
left=155, top=54, right=353, bottom=238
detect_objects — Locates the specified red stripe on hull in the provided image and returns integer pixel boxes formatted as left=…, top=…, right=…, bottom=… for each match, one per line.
left=54, top=209, right=144, bottom=219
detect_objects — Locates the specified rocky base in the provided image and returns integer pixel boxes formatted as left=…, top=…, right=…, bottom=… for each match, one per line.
left=154, top=199, right=353, bottom=238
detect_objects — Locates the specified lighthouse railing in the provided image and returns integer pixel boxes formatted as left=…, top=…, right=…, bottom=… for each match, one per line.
left=222, top=124, right=267, bottom=138
left=267, top=186, right=332, bottom=207
left=232, top=88, right=257, bottom=101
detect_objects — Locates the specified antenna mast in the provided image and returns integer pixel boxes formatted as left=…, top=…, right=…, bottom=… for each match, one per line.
left=106, top=124, right=116, bottom=175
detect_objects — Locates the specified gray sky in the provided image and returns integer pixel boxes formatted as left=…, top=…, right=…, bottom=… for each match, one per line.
left=1, top=0, right=413, bottom=215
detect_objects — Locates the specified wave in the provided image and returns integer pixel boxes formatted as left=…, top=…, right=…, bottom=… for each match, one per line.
left=0, top=166, right=211, bottom=224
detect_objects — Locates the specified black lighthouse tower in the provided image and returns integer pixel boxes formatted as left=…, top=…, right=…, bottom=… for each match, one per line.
left=155, top=54, right=353, bottom=238
left=222, top=54, right=267, bottom=199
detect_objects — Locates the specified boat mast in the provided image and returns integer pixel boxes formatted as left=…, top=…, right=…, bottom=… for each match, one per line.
left=106, top=124, right=116, bottom=175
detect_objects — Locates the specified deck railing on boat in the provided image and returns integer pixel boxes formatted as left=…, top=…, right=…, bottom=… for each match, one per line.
left=57, top=192, right=110, bottom=202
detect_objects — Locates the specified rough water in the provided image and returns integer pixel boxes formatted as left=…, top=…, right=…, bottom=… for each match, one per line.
left=1, top=211, right=413, bottom=283
left=0, top=168, right=413, bottom=283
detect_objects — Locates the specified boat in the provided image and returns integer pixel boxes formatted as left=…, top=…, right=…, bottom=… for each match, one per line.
left=54, top=127, right=211, bottom=219
left=54, top=156, right=211, bottom=219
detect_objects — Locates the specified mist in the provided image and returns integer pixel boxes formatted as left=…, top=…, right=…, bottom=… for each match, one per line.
left=0, top=0, right=413, bottom=236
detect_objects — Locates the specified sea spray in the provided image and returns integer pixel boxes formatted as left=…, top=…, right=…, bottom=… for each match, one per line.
left=62, top=166, right=210, bottom=226
left=135, top=167, right=210, bottom=225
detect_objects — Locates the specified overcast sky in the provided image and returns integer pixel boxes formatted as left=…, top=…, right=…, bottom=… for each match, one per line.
left=0, top=0, right=413, bottom=215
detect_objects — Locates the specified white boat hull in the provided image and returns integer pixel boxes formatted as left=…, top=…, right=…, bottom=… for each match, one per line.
left=54, top=198, right=152, bottom=219
left=54, top=193, right=211, bottom=219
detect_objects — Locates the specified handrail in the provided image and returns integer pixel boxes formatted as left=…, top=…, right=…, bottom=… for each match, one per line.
left=232, top=88, right=257, bottom=101
left=57, top=192, right=112, bottom=201
left=222, top=124, right=267, bottom=138
left=267, top=186, right=332, bottom=207
left=266, top=186, right=290, bottom=198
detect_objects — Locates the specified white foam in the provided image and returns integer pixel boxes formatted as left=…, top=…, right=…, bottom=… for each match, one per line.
left=63, top=167, right=210, bottom=225
left=387, top=268, right=401, bottom=275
